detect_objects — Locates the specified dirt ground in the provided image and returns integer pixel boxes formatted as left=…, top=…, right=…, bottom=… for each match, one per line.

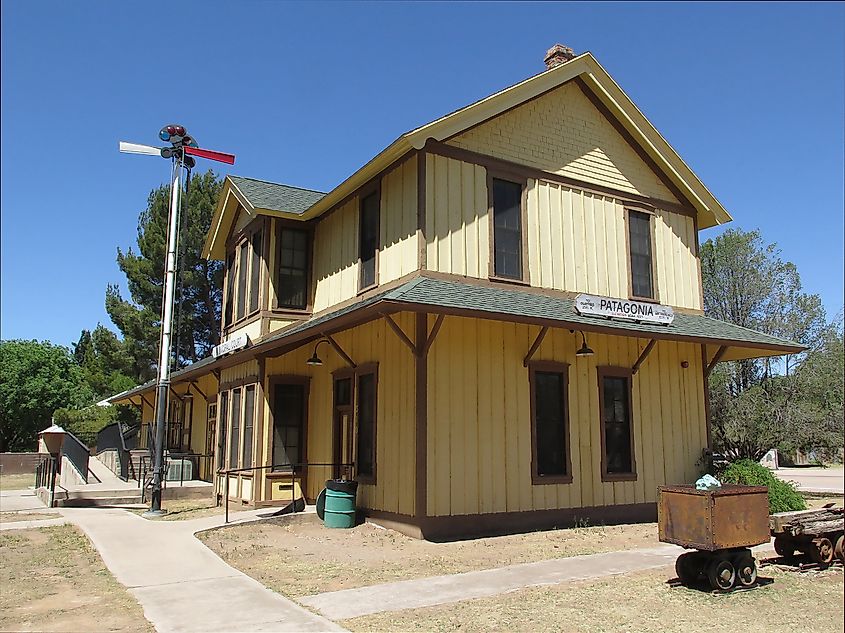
left=342, top=564, right=844, bottom=633
left=0, top=511, right=60, bottom=523
left=200, top=517, right=661, bottom=598
left=0, top=473, right=35, bottom=491
left=0, top=525, right=153, bottom=632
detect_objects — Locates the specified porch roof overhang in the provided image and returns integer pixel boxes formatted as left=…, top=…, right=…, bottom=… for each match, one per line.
left=108, top=274, right=804, bottom=405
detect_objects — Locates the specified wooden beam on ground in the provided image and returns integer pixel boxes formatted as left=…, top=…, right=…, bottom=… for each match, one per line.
left=705, top=345, right=728, bottom=377
left=632, top=339, right=657, bottom=375
left=382, top=312, right=418, bottom=357
left=323, top=333, right=357, bottom=369
left=523, top=326, right=549, bottom=367
left=421, top=314, right=445, bottom=357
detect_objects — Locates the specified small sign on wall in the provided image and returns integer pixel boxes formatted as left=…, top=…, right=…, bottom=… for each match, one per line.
left=212, top=333, right=250, bottom=358
left=574, top=294, right=674, bottom=325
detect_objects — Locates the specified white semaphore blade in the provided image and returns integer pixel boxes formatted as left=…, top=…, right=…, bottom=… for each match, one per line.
left=119, top=141, right=162, bottom=156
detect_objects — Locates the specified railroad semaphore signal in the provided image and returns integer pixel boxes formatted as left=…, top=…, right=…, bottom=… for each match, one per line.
left=119, top=126, right=234, bottom=515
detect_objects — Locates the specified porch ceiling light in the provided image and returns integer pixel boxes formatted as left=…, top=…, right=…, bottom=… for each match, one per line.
left=306, top=339, right=330, bottom=366
left=575, top=331, right=594, bottom=358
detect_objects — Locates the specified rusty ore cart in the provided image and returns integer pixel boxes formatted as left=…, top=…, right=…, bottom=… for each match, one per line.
left=658, top=484, right=770, bottom=590
left=770, top=506, right=845, bottom=565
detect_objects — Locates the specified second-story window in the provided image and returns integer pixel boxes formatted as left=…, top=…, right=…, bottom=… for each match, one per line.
left=628, top=210, right=654, bottom=300
left=491, top=178, right=524, bottom=280
left=224, top=222, right=264, bottom=327
left=277, top=227, right=309, bottom=310
left=359, top=190, right=380, bottom=291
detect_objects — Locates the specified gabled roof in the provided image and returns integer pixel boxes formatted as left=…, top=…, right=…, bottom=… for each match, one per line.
left=228, top=176, right=326, bottom=214
left=204, top=51, right=732, bottom=259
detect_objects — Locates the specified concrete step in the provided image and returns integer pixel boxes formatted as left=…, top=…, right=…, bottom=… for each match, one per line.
left=57, top=495, right=142, bottom=507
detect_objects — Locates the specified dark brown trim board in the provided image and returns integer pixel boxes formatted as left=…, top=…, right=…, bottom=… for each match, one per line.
left=528, top=360, right=573, bottom=486
left=417, top=149, right=427, bottom=269
left=596, top=366, right=638, bottom=482
left=365, top=503, right=657, bottom=541
left=415, top=312, right=428, bottom=518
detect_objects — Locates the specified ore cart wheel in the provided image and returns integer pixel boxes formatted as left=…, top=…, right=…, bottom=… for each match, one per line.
left=834, top=534, right=844, bottom=564
left=774, top=536, right=796, bottom=560
left=675, top=553, right=697, bottom=585
left=734, top=552, right=757, bottom=587
left=810, top=537, right=834, bottom=565
left=707, top=557, right=736, bottom=591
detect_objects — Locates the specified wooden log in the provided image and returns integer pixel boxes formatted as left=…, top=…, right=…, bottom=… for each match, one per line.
left=770, top=508, right=844, bottom=533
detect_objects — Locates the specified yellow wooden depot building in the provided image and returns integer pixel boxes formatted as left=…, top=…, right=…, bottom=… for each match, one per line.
left=110, top=46, right=802, bottom=539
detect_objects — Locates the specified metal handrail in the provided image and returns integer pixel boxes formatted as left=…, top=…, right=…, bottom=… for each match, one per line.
left=35, top=456, right=58, bottom=507
left=219, top=461, right=355, bottom=524
left=62, top=430, right=90, bottom=484
left=138, top=452, right=214, bottom=501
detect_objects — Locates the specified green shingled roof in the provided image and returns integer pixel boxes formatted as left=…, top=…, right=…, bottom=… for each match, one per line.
left=109, top=275, right=803, bottom=403
left=379, top=277, right=803, bottom=352
left=229, top=175, right=326, bottom=214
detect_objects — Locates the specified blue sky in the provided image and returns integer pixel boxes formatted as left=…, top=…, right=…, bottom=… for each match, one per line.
left=2, top=2, right=843, bottom=347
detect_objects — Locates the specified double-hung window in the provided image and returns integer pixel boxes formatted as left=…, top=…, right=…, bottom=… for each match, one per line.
left=355, top=366, right=378, bottom=483
left=490, top=177, right=525, bottom=281
left=223, top=220, right=264, bottom=327
left=276, top=227, right=310, bottom=310
left=529, top=362, right=572, bottom=484
left=358, top=190, right=380, bottom=291
left=598, top=367, right=636, bottom=481
left=628, top=210, right=654, bottom=300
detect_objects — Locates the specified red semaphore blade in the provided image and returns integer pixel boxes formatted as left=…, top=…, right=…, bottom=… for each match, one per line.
left=184, top=146, right=236, bottom=164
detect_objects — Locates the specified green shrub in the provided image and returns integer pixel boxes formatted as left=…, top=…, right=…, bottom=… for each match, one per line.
left=718, top=459, right=806, bottom=514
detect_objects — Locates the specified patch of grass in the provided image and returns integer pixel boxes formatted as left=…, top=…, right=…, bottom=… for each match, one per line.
left=342, top=565, right=844, bottom=633
left=0, top=473, right=35, bottom=490
left=131, top=497, right=221, bottom=521
left=0, top=511, right=60, bottom=523
left=0, top=524, right=154, bottom=632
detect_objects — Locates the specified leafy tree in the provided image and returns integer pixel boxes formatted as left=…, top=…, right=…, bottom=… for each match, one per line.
left=53, top=404, right=118, bottom=448
left=106, top=170, right=224, bottom=381
left=0, top=340, right=92, bottom=452
left=701, top=229, right=836, bottom=461
left=73, top=325, right=137, bottom=400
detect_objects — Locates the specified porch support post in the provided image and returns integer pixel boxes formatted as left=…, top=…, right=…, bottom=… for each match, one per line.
left=522, top=326, right=549, bottom=367
left=414, top=312, right=428, bottom=519
left=632, top=339, right=657, bottom=375
left=705, top=345, right=728, bottom=378
left=382, top=312, right=418, bottom=357
left=323, top=333, right=357, bottom=369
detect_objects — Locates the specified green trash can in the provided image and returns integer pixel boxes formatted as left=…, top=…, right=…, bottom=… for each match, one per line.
left=323, top=479, right=358, bottom=528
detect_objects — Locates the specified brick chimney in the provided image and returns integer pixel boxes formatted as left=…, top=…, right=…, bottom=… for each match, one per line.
left=544, top=44, right=576, bottom=70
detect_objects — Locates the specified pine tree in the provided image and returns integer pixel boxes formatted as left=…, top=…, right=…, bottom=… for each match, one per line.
left=106, top=170, right=224, bottom=381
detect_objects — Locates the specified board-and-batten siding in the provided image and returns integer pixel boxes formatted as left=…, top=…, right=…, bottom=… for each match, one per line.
left=425, top=154, right=701, bottom=311
left=426, top=316, right=707, bottom=517
left=262, top=314, right=416, bottom=515
left=312, top=156, right=418, bottom=313
left=446, top=80, right=676, bottom=202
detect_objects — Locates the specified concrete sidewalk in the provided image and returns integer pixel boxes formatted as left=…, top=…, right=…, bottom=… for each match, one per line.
left=774, top=467, right=844, bottom=495
left=60, top=507, right=344, bottom=633
left=299, top=544, right=686, bottom=620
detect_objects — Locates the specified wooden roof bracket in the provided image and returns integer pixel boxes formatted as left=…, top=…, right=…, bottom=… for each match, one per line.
left=705, top=345, right=729, bottom=378
left=523, top=326, right=549, bottom=367
left=381, top=312, right=419, bottom=357
left=420, top=314, right=445, bottom=357
left=632, top=339, right=657, bottom=375
left=322, top=332, right=357, bottom=369
left=140, top=394, right=154, bottom=410
left=189, top=381, right=208, bottom=401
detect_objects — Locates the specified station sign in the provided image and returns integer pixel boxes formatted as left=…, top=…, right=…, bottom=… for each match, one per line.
left=574, top=294, right=674, bottom=325
left=212, top=333, right=250, bottom=358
